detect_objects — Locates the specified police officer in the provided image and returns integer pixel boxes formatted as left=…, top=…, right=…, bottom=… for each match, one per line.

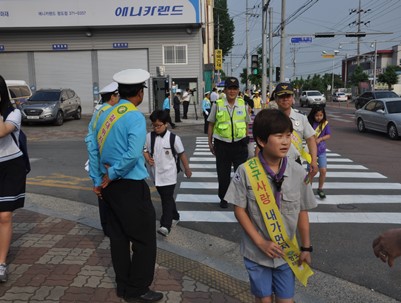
left=87, top=69, right=163, bottom=302
left=85, top=81, right=120, bottom=237
left=207, top=77, right=249, bottom=208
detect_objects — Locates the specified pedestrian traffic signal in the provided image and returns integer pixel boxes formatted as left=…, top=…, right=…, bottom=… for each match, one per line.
left=251, top=54, right=259, bottom=75
left=275, top=67, right=280, bottom=82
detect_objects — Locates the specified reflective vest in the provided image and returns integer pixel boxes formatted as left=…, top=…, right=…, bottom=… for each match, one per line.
left=213, top=98, right=247, bottom=142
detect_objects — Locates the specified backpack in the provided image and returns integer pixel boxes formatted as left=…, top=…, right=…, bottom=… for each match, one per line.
left=150, top=131, right=182, bottom=173
left=4, top=107, right=31, bottom=174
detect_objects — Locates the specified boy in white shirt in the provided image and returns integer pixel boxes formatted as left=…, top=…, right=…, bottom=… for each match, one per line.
left=144, top=110, right=192, bottom=236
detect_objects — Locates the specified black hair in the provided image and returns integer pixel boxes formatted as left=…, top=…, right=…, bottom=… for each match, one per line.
left=149, top=109, right=169, bottom=123
left=100, top=92, right=116, bottom=103
left=307, top=105, right=327, bottom=127
left=0, top=75, right=13, bottom=116
left=118, top=83, right=144, bottom=99
left=253, top=109, right=293, bottom=150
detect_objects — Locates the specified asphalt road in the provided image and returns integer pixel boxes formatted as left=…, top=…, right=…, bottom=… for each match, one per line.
left=23, top=103, right=401, bottom=301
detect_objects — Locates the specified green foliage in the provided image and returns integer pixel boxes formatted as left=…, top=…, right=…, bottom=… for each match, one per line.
left=213, top=0, right=235, bottom=58
left=349, top=65, right=369, bottom=87
left=377, top=65, right=399, bottom=90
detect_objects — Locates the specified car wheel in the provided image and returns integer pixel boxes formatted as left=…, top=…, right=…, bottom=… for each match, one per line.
left=74, top=107, right=82, bottom=120
left=357, top=118, right=365, bottom=132
left=388, top=123, right=399, bottom=140
left=300, top=100, right=303, bottom=107
left=54, top=111, right=64, bottom=126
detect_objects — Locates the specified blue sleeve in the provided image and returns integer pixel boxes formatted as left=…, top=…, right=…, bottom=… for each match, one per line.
left=85, top=127, right=103, bottom=187
left=107, top=113, right=146, bottom=180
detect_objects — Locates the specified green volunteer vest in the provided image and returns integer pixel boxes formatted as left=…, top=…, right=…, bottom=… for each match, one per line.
left=213, top=98, right=247, bottom=141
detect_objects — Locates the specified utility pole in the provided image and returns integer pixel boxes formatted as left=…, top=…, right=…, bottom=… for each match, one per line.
left=290, top=46, right=299, bottom=80
left=246, top=0, right=251, bottom=89
left=268, top=7, right=273, bottom=95
left=349, top=0, right=371, bottom=66
left=279, top=0, right=286, bottom=82
left=261, top=0, right=269, bottom=102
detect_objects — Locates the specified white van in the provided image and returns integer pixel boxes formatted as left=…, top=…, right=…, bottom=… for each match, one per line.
left=5, top=80, right=32, bottom=107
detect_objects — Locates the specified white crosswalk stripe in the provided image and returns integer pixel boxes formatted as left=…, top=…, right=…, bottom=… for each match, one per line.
left=177, top=137, right=401, bottom=224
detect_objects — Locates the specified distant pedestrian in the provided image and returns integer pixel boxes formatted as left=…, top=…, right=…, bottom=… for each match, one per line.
left=247, top=107, right=256, bottom=159
left=173, top=90, right=182, bottom=123
left=144, top=110, right=192, bottom=237
left=253, top=91, right=262, bottom=114
left=202, top=91, right=211, bottom=134
left=225, top=109, right=317, bottom=303
left=162, top=93, right=176, bottom=129
left=210, top=87, right=219, bottom=105
left=181, top=88, right=191, bottom=119
left=0, top=75, right=27, bottom=283
left=207, top=76, right=249, bottom=208
left=275, top=82, right=318, bottom=183
left=85, top=81, right=120, bottom=237
left=307, top=106, right=331, bottom=199
left=87, top=69, right=163, bottom=302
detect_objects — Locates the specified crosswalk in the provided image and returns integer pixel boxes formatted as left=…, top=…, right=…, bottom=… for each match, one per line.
left=176, top=137, right=401, bottom=224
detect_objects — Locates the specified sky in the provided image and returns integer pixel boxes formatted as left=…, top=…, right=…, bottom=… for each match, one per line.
left=225, top=0, right=401, bottom=81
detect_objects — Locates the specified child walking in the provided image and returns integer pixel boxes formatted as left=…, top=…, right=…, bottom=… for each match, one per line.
left=307, top=106, right=331, bottom=199
left=225, top=109, right=317, bottom=303
left=144, top=110, right=192, bottom=237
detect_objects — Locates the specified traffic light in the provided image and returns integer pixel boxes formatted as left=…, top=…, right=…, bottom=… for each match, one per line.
left=314, top=32, right=335, bottom=38
left=275, top=67, right=280, bottom=82
left=251, top=54, right=259, bottom=75
left=345, top=32, right=366, bottom=37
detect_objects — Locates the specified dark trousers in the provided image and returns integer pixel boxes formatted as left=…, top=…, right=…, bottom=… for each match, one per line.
left=102, top=179, right=156, bottom=298
left=214, top=139, right=248, bottom=201
left=182, top=101, right=190, bottom=118
left=174, top=106, right=181, bottom=122
left=156, top=184, right=179, bottom=230
left=203, top=110, right=210, bottom=134
left=98, top=197, right=110, bottom=236
left=164, top=109, right=175, bottom=127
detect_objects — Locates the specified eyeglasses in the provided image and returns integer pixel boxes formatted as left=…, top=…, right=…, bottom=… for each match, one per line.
left=152, top=124, right=165, bottom=129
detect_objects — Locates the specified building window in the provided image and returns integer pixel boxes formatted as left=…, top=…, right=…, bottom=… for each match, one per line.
left=163, top=45, right=187, bottom=65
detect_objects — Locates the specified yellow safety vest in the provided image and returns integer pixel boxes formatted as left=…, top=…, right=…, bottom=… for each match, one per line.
left=245, top=157, right=314, bottom=286
left=213, top=98, right=247, bottom=141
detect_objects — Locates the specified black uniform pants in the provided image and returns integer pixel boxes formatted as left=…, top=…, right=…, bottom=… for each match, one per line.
left=97, top=197, right=110, bottom=236
left=164, top=109, right=175, bottom=127
left=182, top=101, right=190, bottom=118
left=174, top=106, right=181, bottom=122
left=203, top=110, right=210, bottom=134
left=156, top=184, right=179, bottom=230
left=102, top=179, right=156, bottom=298
left=214, top=138, right=248, bottom=201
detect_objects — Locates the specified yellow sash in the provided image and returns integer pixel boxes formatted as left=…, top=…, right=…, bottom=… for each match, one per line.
left=315, top=121, right=328, bottom=138
left=93, top=104, right=112, bottom=131
left=291, top=131, right=312, bottom=164
left=245, top=157, right=314, bottom=286
left=97, top=102, right=137, bottom=154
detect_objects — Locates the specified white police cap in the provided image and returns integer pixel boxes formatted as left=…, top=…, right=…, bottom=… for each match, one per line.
left=113, top=69, right=150, bottom=86
left=205, top=91, right=210, bottom=95
left=99, top=82, right=118, bottom=94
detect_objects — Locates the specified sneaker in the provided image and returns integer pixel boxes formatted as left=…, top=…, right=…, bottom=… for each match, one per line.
left=172, top=219, right=180, bottom=227
left=124, top=290, right=163, bottom=302
left=317, top=189, right=326, bottom=199
left=0, top=263, right=8, bottom=282
left=157, top=226, right=170, bottom=237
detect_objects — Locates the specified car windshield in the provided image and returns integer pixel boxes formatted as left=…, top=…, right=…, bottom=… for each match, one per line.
left=375, top=91, right=398, bottom=98
left=386, top=101, right=401, bottom=114
left=29, top=91, right=61, bottom=102
left=308, top=91, right=321, bottom=96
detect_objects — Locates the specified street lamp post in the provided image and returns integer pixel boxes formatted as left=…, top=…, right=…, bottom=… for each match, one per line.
left=322, top=50, right=339, bottom=96
left=371, top=41, right=377, bottom=91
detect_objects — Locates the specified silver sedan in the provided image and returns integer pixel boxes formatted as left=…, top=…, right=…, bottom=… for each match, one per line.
left=355, top=98, right=401, bottom=140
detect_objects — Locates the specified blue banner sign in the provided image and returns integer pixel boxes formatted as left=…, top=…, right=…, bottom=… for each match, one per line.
left=290, top=37, right=313, bottom=44
left=113, top=43, right=128, bottom=49
left=52, top=44, right=68, bottom=50
left=0, top=45, right=4, bottom=51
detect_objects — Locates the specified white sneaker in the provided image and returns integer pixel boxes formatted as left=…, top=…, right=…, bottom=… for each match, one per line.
left=0, top=263, right=8, bottom=282
left=157, top=226, right=170, bottom=237
left=172, top=219, right=180, bottom=227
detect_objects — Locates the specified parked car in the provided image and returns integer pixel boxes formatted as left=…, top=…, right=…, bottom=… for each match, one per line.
left=355, top=98, right=401, bottom=140
left=299, top=90, right=326, bottom=107
left=5, top=80, right=32, bottom=107
left=354, top=90, right=399, bottom=109
left=21, top=88, right=82, bottom=126
left=332, top=92, right=348, bottom=102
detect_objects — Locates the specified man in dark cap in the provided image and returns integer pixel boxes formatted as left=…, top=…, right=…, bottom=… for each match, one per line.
left=87, top=69, right=163, bottom=302
left=207, top=77, right=250, bottom=208
left=274, top=82, right=318, bottom=182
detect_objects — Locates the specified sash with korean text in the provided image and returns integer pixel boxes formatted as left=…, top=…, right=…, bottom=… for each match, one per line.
left=315, top=121, right=328, bottom=138
left=291, top=131, right=312, bottom=164
left=245, top=157, right=314, bottom=286
left=97, top=103, right=137, bottom=154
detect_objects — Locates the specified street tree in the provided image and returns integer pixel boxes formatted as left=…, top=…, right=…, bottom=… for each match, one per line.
left=213, top=0, right=234, bottom=58
left=349, top=66, right=369, bottom=93
left=378, top=65, right=400, bottom=90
